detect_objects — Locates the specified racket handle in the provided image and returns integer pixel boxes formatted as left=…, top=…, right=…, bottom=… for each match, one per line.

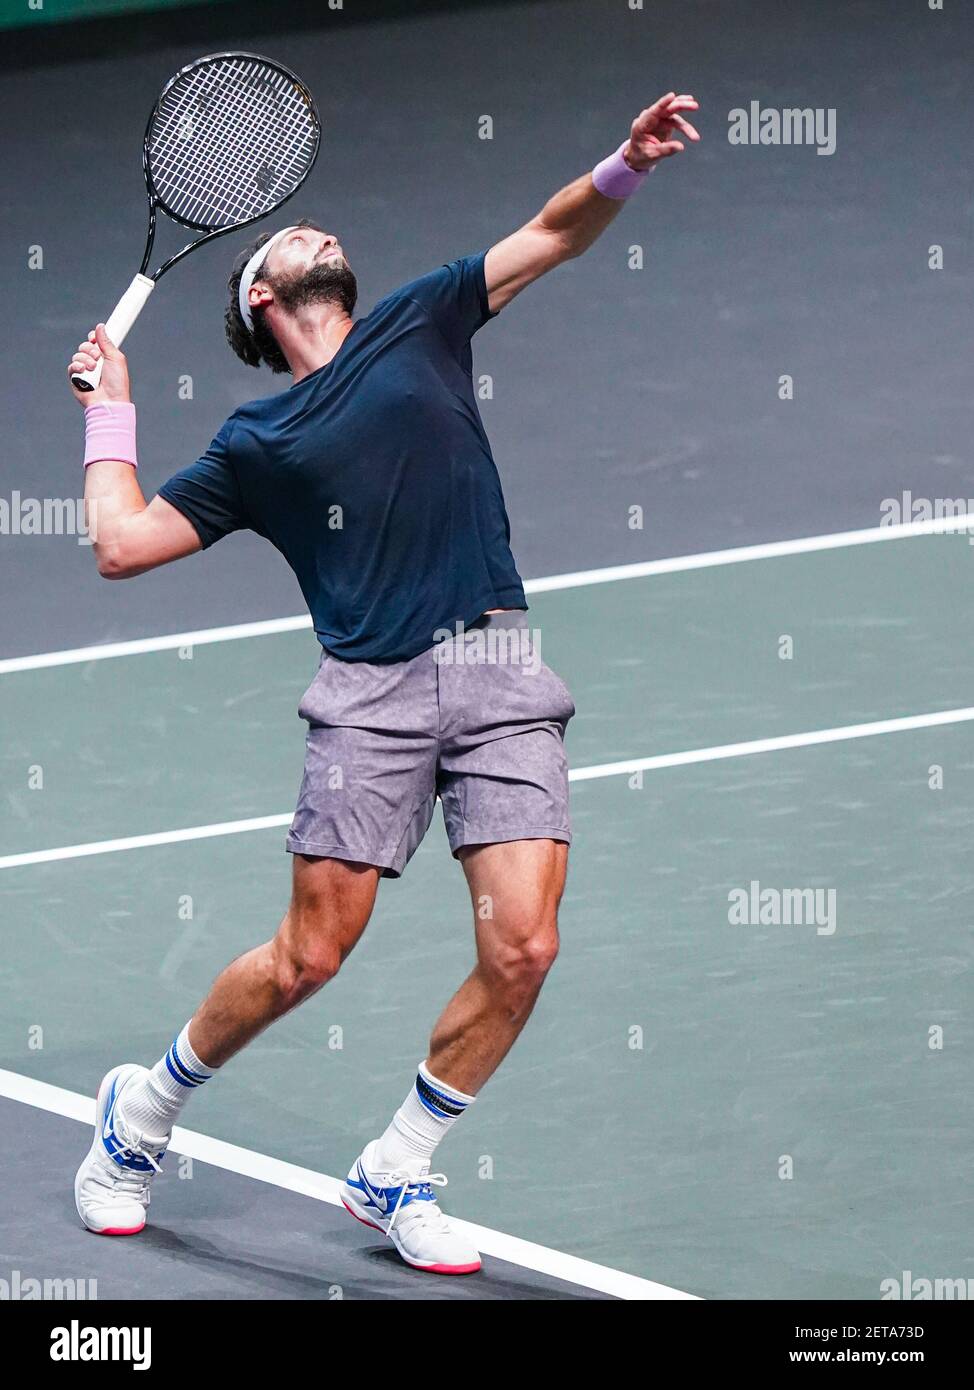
left=71, top=273, right=156, bottom=392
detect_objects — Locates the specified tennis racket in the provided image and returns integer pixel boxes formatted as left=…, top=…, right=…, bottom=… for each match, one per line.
left=71, top=51, right=321, bottom=391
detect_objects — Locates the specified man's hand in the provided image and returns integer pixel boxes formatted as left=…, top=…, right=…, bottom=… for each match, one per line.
left=485, top=91, right=700, bottom=312
left=67, top=324, right=131, bottom=407
left=624, top=92, right=700, bottom=169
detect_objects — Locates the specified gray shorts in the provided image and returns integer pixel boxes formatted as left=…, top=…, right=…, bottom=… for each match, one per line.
left=286, top=611, right=575, bottom=877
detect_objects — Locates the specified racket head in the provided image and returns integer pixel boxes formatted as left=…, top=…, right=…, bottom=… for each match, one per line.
left=143, top=52, right=321, bottom=233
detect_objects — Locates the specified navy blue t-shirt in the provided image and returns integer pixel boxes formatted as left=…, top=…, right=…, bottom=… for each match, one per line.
left=158, top=251, right=527, bottom=662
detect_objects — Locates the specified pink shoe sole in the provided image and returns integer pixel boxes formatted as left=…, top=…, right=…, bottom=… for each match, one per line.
left=342, top=1198, right=383, bottom=1234
left=341, top=1199, right=481, bottom=1275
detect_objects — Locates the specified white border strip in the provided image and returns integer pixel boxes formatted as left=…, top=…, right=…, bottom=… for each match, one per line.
left=526, top=513, right=973, bottom=593
left=569, top=705, right=974, bottom=781
left=0, top=1067, right=692, bottom=1300
left=1, top=514, right=970, bottom=677
left=3, top=705, right=973, bottom=871
left=0, top=615, right=313, bottom=676
left=0, top=815, right=294, bottom=869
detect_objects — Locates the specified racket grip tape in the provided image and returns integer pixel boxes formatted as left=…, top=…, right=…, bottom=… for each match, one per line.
left=71, top=273, right=155, bottom=392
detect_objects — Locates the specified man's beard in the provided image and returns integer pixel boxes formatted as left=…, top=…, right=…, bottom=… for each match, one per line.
left=267, top=260, right=358, bottom=318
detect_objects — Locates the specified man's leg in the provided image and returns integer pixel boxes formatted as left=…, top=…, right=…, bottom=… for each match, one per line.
left=121, top=854, right=380, bottom=1127
left=76, top=855, right=379, bottom=1234
left=341, top=838, right=565, bottom=1273
left=433, top=837, right=566, bottom=1090
left=190, top=854, right=379, bottom=1066
left=372, top=837, right=566, bottom=1171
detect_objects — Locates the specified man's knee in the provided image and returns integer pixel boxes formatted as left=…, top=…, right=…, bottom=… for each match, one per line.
left=272, top=856, right=378, bottom=1002
left=482, top=913, right=560, bottom=1006
left=271, top=916, right=342, bottom=1001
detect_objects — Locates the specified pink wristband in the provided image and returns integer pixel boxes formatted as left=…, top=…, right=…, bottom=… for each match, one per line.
left=84, top=401, right=138, bottom=469
left=592, top=143, right=655, bottom=199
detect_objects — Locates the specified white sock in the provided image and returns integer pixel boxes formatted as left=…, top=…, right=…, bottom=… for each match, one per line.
left=118, top=1022, right=216, bottom=1137
left=372, top=1061, right=475, bottom=1174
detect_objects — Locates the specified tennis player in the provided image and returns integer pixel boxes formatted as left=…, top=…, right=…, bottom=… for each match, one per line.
left=69, top=94, right=699, bottom=1274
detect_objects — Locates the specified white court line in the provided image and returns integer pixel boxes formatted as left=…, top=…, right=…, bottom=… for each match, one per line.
left=1, top=513, right=970, bottom=677
left=0, top=615, right=313, bottom=676
left=0, top=1067, right=692, bottom=1300
left=0, top=814, right=294, bottom=869
left=526, top=512, right=973, bottom=592
left=3, top=705, right=973, bottom=872
left=568, top=705, right=974, bottom=781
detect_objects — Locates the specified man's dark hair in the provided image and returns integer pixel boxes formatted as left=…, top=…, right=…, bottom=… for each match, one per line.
left=224, top=218, right=322, bottom=375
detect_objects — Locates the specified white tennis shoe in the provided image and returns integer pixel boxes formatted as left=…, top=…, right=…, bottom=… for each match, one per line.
left=74, top=1063, right=169, bottom=1236
left=341, top=1140, right=481, bottom=1274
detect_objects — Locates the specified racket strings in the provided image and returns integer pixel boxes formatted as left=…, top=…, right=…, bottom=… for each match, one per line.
left=153, top=61, right=311, bottom=224
left=148, top=56, right=317, bottom=228
left=152, top=59, right=312, bottom=224
left=156, top=61, right=297, bottom=221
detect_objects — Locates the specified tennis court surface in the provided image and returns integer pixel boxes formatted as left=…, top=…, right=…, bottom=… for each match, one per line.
left=3, top=524, right=972, bottom=1300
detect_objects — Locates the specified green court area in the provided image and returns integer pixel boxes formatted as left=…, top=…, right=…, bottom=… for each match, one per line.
left=2, top=531, right=973, bottom=1298
left=0, top=0, right=234, bottom=29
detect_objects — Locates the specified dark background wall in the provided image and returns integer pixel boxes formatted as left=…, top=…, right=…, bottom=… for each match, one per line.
left=2, top=0, right=971, bottom=656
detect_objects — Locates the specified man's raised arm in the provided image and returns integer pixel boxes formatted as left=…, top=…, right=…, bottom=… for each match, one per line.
left=68, top=324, right=202, bottom=579
left=484, top=91, right=699, bottom=313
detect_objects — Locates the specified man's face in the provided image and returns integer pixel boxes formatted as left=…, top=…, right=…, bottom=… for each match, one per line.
left=268, top=225, right=350, bottom=277
left=257, top=225, right=357, bottom=318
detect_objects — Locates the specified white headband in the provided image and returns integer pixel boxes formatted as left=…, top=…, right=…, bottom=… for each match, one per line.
left=238, top=225, right=299, bottom=336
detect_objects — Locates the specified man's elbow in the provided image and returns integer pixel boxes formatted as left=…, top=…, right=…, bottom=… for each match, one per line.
left=94, top=543, right=137, bottom=581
